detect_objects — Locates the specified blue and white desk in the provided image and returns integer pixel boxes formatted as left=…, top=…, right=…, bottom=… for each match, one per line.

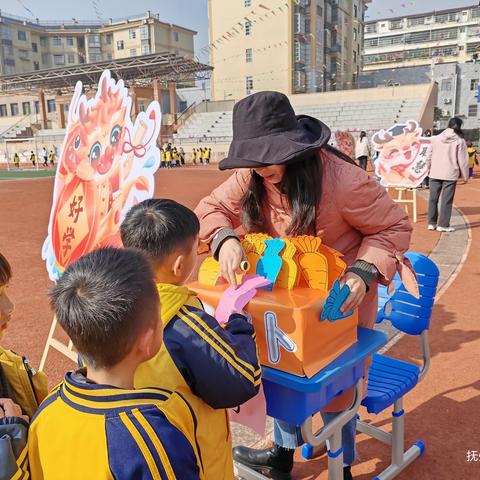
left=235, top=327, right=387, bottom=480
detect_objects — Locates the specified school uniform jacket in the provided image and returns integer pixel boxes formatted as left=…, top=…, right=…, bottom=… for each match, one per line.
left=28, top=370, right=204, bottom=480
left=135, top=284, right=261, bottom=480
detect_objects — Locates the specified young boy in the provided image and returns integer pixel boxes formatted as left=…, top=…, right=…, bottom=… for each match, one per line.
left=121, top=199, right=261, bottom=480
left=28, top=248, right=204, bottom=479
left=467, top=141, right=478, bottom=178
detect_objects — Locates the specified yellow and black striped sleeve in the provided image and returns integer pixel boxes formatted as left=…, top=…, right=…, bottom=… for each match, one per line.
left=106, top=406, right=201, bottom=479
left=166, top=305, right=261, bottom=409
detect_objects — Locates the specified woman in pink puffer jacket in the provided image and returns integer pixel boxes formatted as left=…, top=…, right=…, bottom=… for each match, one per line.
left=427, top=117, right=469, bottom=233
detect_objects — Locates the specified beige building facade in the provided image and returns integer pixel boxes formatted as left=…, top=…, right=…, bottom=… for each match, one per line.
left=208, top=0, right=370, bottom=101
left=363, top=5, right=480, bottom=71
left=0, top=11, right=195, bottom=75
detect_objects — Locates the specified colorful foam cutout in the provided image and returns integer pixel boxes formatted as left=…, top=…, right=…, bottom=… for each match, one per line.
left=373, top=120, right=431, bottom=189
left=42, top=70, right=160, bottom=281
left=321, top=280, right=354, bottom=322
left=256, top=238, right=286, bottom=291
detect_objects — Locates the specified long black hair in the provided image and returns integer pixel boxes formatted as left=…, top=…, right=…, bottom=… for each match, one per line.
left=241, top=146, right=355, bottom=236
left=448, top=117, right=464, bottom=138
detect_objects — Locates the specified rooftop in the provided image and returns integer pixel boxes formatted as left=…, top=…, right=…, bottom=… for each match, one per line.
left=365, top=3, right=479, bottom=25
left=0, top=10, right=197, bottom=34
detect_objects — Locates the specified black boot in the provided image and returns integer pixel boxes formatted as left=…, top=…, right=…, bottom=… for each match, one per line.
left=344, top=465, right=353, bottom=480
left=233, top=444, right=294, bottom=480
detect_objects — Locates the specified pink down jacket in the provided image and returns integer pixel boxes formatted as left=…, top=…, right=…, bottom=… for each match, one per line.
left=195, top=149, right=415, bottom=411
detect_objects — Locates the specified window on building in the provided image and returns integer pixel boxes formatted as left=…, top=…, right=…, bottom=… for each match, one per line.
left=365, top=24, right=377, bottom=34
left=17, top=31, right=26, bottom=41
left=53, top=54, right=65, bottom=65
left=41, top=53, right=49, bottom=64
left=88, top=34, right=100, bottom=46
left=89, top=54, right=101, bottom=62
left=353, top=50, right=357, bottom=62
left=141, top=43, right=151, bottom=55
left=246, top=76, right=253, bottom=94
left=245, top=0, right=252, bottom=6
left=408, top=17, right=426, bottom=27
left=68, top=54, right=75, bottom=63
left=173, top=31, right=179, bottom=42
left=117, top=40, right=124, bottom=50
left=246, top=48, right=253, bottom=63
left=34, top=101, right=39, bottom=114
left=52, top=36, right=62, bottom=46
left=245, top=20, right=252, bottom=36
left=140, top=26, right=150, bottom=39
left=10, top=103, right=19, bottom=116
left=353, top=28, right=357, bottom=41
left=19, top=49, right=29, bottom=60
left=130, top=48, right=137, bottom=57
left=105, top=34, right=112, bottom=44
left=22, top=102, right=31, bottom=115
left=317, top=5, right=323, bottom=16
left=390, top=20, right=403, bottom=30
left=468, top=104, right=478, bottom=117
left=107, top=53, right=113, bottom=60
left=353, top=4, right=358, bottom=18
left=0, top=105, right=7, bottom=117
left=33, top=61, right=39, bottom=70
left=129, top=29, right=137, bottom=40
left=441, top=78, right=453, bottom=92
left=47, top=100, right=56, bottom=113
left=40, top=36, right=47, bottom=47
left=471, top=79, right=479, bottom=91
left=31, top=42, right=38, bottom=52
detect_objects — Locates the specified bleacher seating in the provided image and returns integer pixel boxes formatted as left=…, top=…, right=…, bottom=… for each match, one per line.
left=173, top=97, right=427, bottom=145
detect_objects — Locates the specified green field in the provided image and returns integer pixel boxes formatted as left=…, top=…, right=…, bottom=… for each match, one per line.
left=0, top=169, right=56, bottom=180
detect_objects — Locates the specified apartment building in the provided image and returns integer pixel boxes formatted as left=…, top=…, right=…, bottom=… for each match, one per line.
left=208, top=0, right=371, bottom=101
left=0, top=11, right=195, bottom=75
left=363, top=5, right=480, bottom=71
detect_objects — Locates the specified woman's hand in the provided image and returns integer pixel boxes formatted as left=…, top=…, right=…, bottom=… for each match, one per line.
left=218, top=238, right=246, bottom=286
left=0, top=398, right=29, bottom=423
left=339, top=271, right=367, bottom=314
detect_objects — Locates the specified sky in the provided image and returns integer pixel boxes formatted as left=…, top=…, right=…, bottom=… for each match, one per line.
left=3, top=0, right=477, bottom=59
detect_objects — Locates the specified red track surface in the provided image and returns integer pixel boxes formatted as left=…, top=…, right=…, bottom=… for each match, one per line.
left=3, top=166, right=474, bottom=480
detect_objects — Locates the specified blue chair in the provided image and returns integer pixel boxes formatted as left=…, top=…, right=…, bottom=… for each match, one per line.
left=357, top=252, right=440, bottom=480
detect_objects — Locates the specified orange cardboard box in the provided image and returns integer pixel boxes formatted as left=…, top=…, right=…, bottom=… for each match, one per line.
left=189, top=282, right=358, bottom=378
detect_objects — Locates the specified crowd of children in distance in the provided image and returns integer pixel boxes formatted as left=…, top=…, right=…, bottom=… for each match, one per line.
left=11, top=147, right=56, bottom=169
left=0, top=198, right=261, bottom=479
left=160, top=143, right=212, bottom=168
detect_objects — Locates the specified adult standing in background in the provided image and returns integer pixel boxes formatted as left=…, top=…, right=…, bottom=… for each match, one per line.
left=354, top=131, right=370, bottom=170
left=427, top=117, right=469, bottom=233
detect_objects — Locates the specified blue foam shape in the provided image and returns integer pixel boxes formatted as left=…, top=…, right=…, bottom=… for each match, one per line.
left=256, top=238, right=285, bottom=291
left=321, top=280, right=354, bottom=322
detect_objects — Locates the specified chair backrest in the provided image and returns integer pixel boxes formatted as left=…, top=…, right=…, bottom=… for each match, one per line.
left=377, top=252, right=440, bottom=335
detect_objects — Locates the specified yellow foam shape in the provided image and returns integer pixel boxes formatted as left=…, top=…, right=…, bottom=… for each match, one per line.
left=318, top=244, right=347, bottom=289
left=242, top=234, right=272, bottom=274
left=276, top=239, right=299, bottom=290
left=198, top=257, right=222, bottom=286
left=293, top=235, right=329, bottom=291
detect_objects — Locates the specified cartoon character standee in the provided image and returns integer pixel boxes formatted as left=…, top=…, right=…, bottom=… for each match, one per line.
left=42, top=70, right=161, bottom=281
left=334, top=131, right=355, bottom=159
left=373, top=120, right=431, bottom=188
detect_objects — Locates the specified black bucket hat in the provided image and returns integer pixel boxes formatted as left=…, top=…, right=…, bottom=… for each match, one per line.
left=219, top=91, right=331, bottom=170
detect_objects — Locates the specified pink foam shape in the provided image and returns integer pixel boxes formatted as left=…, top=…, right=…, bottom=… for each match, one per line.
left=215, top=274, right=271, bottom=326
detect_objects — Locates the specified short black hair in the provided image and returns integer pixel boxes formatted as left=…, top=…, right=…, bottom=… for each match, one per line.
left=50, top=248, right=159, bottom=369
left=120, top=199, right=200, bottom=263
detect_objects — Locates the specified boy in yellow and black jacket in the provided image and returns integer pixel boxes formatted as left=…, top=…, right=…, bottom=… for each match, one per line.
left=28, top=248, right=204, bottom=480
left=121, top=199, right=261, bottom=480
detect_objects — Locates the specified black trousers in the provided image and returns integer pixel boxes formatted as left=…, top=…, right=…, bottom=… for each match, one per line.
left=357, top=156, right=368, bottom=170
left=428, top=179, right=457, bottom=228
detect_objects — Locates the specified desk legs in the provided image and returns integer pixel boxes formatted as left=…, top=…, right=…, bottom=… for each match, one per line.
left=301, top=381, right=363, bottom=480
